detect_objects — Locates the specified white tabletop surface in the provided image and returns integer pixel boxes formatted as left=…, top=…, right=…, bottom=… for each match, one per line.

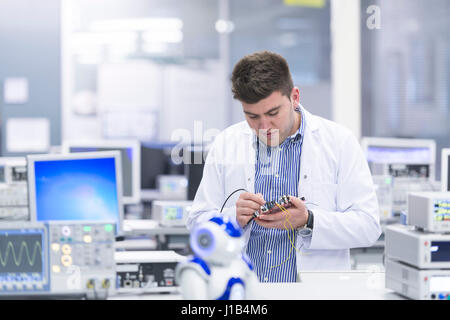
left=109, top=270, right=403, bottom=300
left=123, top=219, right=190, bottom=235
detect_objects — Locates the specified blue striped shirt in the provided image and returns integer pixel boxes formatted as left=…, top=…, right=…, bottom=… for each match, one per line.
left=246, top=107, right=305, bottom=283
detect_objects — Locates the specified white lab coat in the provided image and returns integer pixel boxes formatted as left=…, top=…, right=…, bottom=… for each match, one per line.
left=187, top=107, right=382, bottom=271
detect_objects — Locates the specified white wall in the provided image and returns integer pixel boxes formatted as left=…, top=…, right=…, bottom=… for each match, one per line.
left=331, top=0, right=362, bottom=139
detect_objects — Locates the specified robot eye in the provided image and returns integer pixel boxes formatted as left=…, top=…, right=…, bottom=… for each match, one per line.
left=198, top=232, right=213, bottom=249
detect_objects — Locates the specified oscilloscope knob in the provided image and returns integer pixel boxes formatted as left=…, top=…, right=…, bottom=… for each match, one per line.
left=61, top=255, right=73, bottom=267
left=61, top=226, right=71, bottom=236
left=61, top=244, right=72, bottom=255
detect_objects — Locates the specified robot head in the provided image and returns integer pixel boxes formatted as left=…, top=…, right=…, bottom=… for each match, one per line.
left=190, top=216, right=244, bottom=266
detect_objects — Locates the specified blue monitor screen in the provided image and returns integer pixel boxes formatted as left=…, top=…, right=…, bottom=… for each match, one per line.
left=69, top=147, right=133, bottom=197
left=33, top=157, right=120, bottom=229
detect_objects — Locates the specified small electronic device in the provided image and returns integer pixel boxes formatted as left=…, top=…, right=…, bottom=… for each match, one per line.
left=361, top=137, right=437, bottom=214
left=391, top=177, right=437, bottom=214
left=385, top=224, right=450, bottom=269
left=0, top=221, right=116, bottom=299
left=0, top=157, right=28, bottom=221
left=442, top=148, right=450, bottom=192
left=253, top=195, right=291, bottom=218
left=27, top=151, right=124, bottom=235
left=114, top=250, right=183, bottom=293
left=408, top=192, right=450, bottom=233
left=62, top=139, right=141, bottom=204
left=156, top=175, right=188, bottom=200
left=0, top=157, right=27, bottom=184
left=385, top=258, right=450, bottom=300
left=152, top=200, right=192, bottom=227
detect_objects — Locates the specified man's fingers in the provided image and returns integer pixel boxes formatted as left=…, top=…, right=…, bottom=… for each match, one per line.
left=240, top=192, right=265, bottom=206
left=237, top=215, right=255, bottom=228
left=289, top=195, right=305, bottom=209
left=237, top=199, right=261, bottom=212
left=238, top=207, right=258, bottom=217
left=257, top=210, right=288, bottom=221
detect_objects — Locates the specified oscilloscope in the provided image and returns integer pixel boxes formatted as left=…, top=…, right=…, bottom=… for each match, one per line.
left=0, top=221, right=116, bottom=299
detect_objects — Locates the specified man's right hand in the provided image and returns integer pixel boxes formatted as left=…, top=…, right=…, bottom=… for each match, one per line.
left=236, top=192, right=265, bottom=228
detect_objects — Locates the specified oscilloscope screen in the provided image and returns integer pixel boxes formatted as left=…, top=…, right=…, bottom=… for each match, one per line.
left=0, top=230, right=44, bottom=274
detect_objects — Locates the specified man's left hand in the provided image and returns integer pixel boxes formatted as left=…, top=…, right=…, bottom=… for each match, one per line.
left=255, top=196, right=308, bottom=230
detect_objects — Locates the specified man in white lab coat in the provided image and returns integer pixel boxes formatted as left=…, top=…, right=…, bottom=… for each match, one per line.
left=187, top=51, right=381, bottom=280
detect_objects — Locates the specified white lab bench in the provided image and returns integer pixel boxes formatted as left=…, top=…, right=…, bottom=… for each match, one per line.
left=121, top=219, right=190, bottom=250
left=109, top=270, right=403, bottom=300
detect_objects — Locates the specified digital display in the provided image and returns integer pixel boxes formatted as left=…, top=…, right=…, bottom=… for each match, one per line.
left=34, top=158, right=120, bottom=229
left=430, top=241, right=450, bottom=262
left=164, top=207, right=183, bottom=220
left=70, top=147, right=133, bottom=197
left=367, top=146, right=432, bottom=164
left=0, top=230, right=44, bottom=276
left=434, top=200, right=450, bottom=221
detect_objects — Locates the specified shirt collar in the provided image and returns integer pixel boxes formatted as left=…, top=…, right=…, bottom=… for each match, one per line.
left=284, top=105, right=305, bottom=145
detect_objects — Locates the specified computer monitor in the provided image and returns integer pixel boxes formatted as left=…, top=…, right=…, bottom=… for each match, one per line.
left=141, top=143, right=185, bottom=190
left=62, top=140, right=140, bottom=204
left=361, top=137, right=436, bottom=179
left=27, top=151, right=123, bottom=235
left=441, top=148, right=450, bottom=192
left=183, top=145, right=208, bottom=201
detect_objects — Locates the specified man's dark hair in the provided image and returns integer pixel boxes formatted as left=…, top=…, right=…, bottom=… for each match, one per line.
left=231, top=51, right=294, bottom=104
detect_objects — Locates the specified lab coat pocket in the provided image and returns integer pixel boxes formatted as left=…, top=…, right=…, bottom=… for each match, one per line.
left=310, top=183, right=338, bottom=211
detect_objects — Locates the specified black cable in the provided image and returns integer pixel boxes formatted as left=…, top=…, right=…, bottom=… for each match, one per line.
left=245, top=215, right=256, bottom=228
left=220, top=188, right=248, bottom=213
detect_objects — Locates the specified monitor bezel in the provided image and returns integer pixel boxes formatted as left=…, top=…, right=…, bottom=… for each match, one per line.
left=27, top=151, right=124, bottom=236
left=441, top=148, right=450, bottom=192
left=61, top=139, right=140, bottom=204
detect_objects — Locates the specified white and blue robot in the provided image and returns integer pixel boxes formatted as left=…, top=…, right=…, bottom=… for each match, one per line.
left=175, top=216, right=259, bottom=300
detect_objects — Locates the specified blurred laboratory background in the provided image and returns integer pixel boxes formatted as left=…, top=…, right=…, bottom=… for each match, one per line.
left=0, top=0, right=449, bottom=299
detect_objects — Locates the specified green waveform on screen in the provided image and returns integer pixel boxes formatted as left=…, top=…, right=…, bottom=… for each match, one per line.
left=0, top=241, right=42, bottom=267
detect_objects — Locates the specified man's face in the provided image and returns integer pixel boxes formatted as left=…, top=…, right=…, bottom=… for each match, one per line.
left=242, top=88, right=300, bottom=147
